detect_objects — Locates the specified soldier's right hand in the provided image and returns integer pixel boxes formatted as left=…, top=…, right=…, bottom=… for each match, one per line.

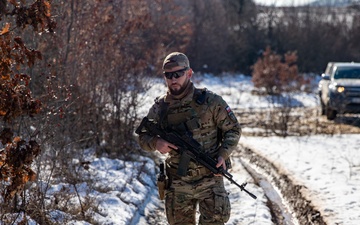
left=156, top=138, right=178, bottom=154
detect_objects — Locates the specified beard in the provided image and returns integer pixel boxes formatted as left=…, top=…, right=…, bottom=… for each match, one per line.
left=169, top=79, right=190, bottom=96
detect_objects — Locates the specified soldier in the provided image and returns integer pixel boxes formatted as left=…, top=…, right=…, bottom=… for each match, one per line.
left=137, top=52, right=241, bottom=225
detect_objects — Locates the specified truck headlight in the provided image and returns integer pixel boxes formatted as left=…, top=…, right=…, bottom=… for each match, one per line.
left=336, top=86, right=345, bottom=93
left=329, top=83, right=345, bottom=93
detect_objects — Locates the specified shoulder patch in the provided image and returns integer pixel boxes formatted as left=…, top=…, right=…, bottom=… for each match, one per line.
left=225, top=105, right=237, bottom=122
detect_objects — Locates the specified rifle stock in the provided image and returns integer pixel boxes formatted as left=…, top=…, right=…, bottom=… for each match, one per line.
left=136, top=117, right=257, bottom=200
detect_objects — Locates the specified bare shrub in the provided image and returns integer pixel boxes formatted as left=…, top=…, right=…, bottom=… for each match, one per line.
left=0, top=0, right=55, bottom=210
left=2, top=0, right=195, bottom=223
left=251, top=46, right=307, bottom=136
left=252, top=46, right=304, bottom=95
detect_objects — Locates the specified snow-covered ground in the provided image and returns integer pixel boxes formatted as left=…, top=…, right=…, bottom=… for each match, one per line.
left=33, top=74, right=360, bottom=225
left=253, top=0, right=314, bottom=7
left=241, top=134, right=360, bottom=225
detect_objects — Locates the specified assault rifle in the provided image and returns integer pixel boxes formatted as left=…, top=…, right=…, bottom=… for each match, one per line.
left=136, top=117, right=257, bottom=200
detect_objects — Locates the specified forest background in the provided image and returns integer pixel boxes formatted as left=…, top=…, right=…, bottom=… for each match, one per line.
left=0, top=0, right=360, bottom=223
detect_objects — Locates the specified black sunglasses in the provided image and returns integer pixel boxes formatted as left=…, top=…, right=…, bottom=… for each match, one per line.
left=163, top=67, right=189, bottom=79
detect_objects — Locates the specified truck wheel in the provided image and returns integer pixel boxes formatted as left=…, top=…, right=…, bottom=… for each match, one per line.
left=326, top=105, right=337, bottom=120
left=320, top=99, right=326, bottom=115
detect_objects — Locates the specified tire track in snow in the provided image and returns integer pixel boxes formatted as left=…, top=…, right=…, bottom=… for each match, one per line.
left=237, top=144, right=327, bottom=225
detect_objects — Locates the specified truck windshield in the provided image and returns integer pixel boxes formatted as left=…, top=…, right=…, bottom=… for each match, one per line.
left=334, top=67, right=360, bottom=79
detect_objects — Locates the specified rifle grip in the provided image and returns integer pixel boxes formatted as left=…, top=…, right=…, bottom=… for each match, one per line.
left=177, top=152, right=191, bottom=176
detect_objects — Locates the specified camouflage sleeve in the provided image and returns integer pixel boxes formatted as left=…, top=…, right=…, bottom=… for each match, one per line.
left=211, top=95, right=241, bottom=159
left=137, top=103, right=160, bottom=152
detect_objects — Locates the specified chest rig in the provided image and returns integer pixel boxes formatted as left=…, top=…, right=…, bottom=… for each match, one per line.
left=156, top=88, right=207, bottom=137
left=156, top=88, right=210, bottom=177
left=156, top=88, right=230, bottom=177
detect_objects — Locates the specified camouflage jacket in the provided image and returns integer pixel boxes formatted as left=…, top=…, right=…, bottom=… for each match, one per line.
left=138, top=82, right=241, bottom=173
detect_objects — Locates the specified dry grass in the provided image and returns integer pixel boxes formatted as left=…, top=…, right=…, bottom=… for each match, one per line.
left=236, top=107, right=360, bottom=137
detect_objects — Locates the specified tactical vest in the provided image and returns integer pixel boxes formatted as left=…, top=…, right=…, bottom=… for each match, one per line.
left=156, top=88, right=221, bottom=159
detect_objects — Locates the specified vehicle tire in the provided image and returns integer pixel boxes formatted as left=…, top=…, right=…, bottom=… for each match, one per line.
left=320, top=99, right=326, bottom=115
left=326, top=105, right=337, bottom=120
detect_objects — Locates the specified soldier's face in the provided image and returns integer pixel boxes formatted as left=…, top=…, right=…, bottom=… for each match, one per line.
left=164, top=66, right=192, bottom=95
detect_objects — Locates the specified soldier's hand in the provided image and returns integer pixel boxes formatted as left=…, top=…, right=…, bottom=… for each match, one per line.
left=156, top=138, right=178, bottom=154
left=214, top=156, right=226, bottom=177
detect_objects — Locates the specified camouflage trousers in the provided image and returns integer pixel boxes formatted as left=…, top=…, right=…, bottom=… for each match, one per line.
left=164, top=176, right=230, bottom=225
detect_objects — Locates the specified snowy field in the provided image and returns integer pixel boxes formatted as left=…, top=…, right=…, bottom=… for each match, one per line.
left=27, top=74, right=360, bottom=225
left=253, top=0, right=314, bottom=7
left=241, top=134, right=360, bottom=225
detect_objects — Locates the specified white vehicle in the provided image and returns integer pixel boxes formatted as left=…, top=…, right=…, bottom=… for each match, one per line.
left=318, top=62, right=360, bottom=120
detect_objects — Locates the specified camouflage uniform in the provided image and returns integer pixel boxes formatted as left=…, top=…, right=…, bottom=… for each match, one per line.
left=138, top=80, right=241, bottom=225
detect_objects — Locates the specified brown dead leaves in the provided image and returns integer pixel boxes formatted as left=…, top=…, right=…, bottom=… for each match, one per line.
left=0, top=130, right=41, bottom=201
left=0, top=0, right=56, bottom=202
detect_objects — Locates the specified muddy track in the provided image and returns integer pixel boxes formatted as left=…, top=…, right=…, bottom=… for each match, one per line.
left=236, top=145, right=326, bottom=225
left=234, top=106, right=360, bottom=225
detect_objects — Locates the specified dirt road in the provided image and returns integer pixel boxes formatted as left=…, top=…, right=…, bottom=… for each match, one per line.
left=235, top=106, right=360, bottom=224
